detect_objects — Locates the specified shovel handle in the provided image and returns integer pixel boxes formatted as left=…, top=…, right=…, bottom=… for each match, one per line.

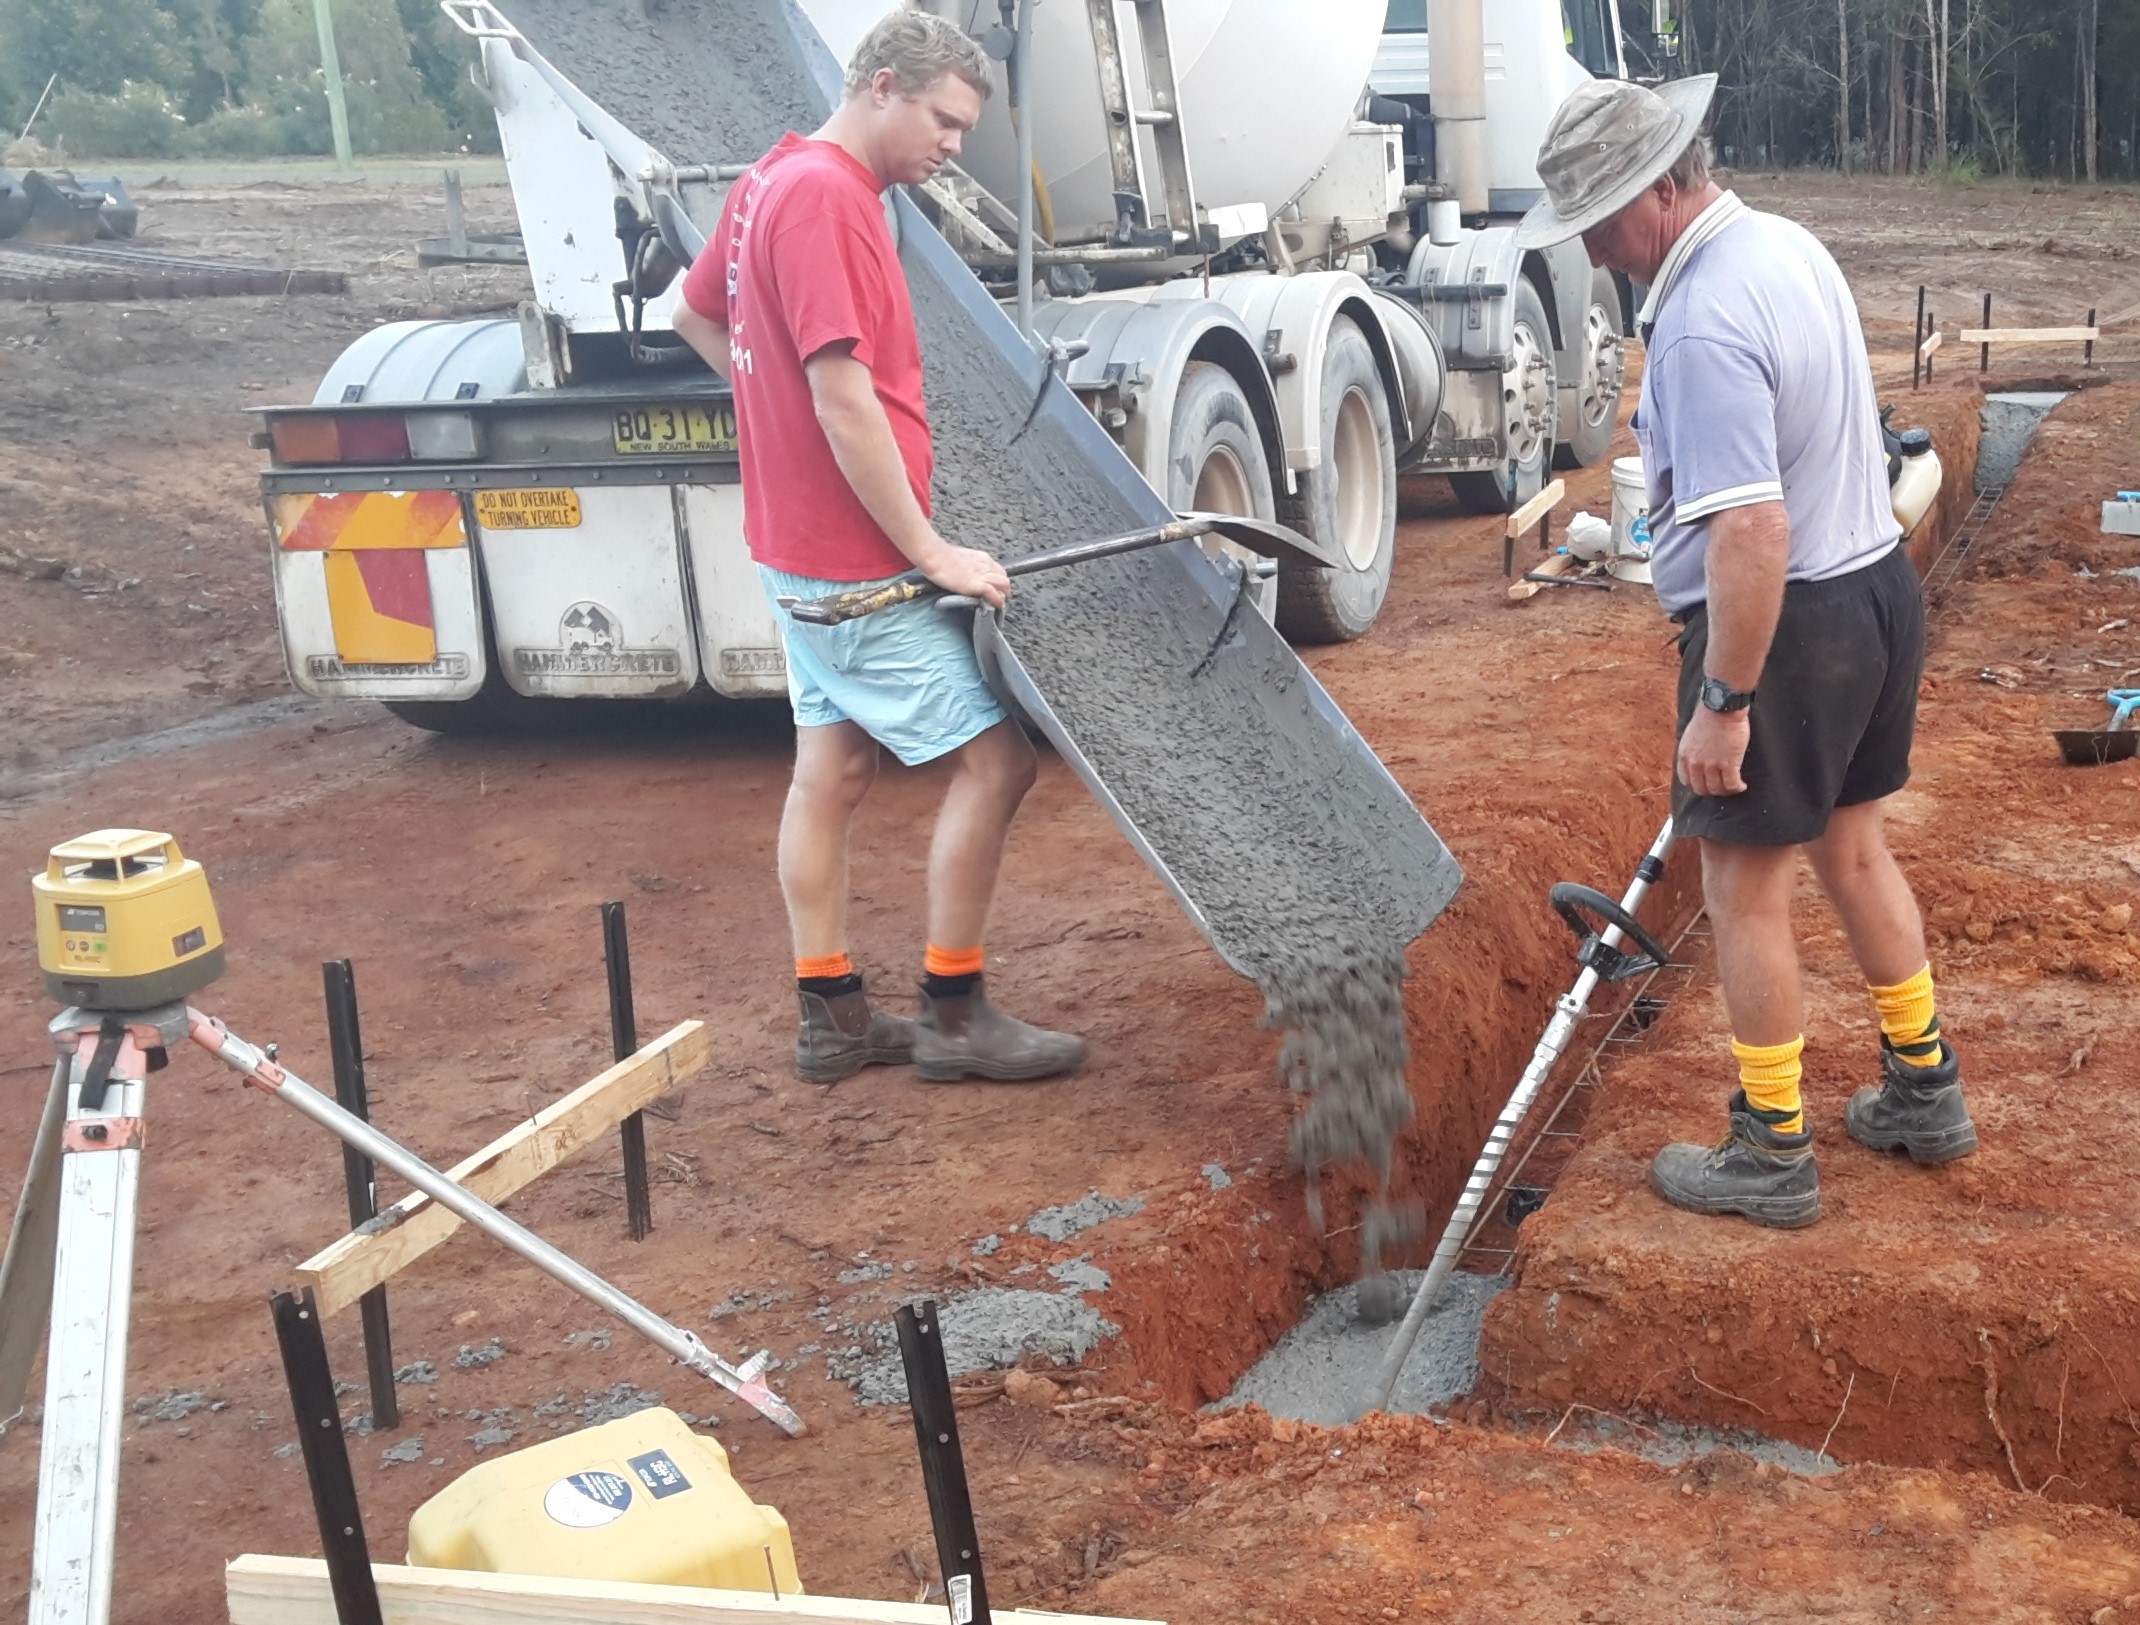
left=2109, top=689, right=2140, bottom=731
left=778, top=577, right=934, bottom=626
left=777, top=518, right=1217, bottom=626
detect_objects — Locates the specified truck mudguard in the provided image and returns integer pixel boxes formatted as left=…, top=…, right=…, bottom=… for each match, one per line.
left=1030, top=293, right=1286, bottom=500
left=1404, top=224, right=1524, bottom=370
left=1205, top=270, right=1410, bottom=472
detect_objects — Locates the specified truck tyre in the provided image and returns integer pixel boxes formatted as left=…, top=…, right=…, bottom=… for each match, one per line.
left=1166, top=360, right=1279, bottom=621
left=1553, top=267, right=1626, bottom=470
left=1449, top=278, right=1558, bottom=515
left=1276, top=316, right=1396, bottom=644
left=381, top=698, right=500, bottom=734
left=380, top=658, right=548, bottom=733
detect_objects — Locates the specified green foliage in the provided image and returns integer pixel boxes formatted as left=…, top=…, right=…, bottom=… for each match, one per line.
left=43, top=81, right=189, bottom=156
left=184, top=102, right=293, bottom=156
left=0, top=0, right=495, bottom=156
left=0, top=0, right=182, bottom=103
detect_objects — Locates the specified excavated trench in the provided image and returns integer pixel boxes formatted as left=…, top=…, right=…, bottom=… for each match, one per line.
left=1464, top=382, right=2140, bottom=1513
left=1010, top=382, right=2004, bottom=1469
left=1152, top=385, right=2094, bottom=1497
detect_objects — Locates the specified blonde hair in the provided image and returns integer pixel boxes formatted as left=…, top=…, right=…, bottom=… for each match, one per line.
left=844, top=8, right=994, bottom=101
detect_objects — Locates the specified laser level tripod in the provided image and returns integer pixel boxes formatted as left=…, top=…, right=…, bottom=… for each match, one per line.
left=1, top=831, right=803, bottom=1625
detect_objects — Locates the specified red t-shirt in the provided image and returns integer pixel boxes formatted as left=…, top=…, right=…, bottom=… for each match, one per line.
left=680, top=132, right=930, bottom=581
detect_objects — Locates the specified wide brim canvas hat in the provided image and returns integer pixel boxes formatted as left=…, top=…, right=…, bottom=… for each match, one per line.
left=1514, top=74, right=1719, bottom=250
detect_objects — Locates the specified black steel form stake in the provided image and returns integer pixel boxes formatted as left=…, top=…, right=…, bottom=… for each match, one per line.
left=270, top=1288, right=384, bottom=1625
left=2087, top=307, right=2096, bottom=368
left=895, top=1301, right=993, bottom=1625
left=1913, top=284, right=1926, bottom=390
left=1981, top=291, right=1992, bottom=373
left=323, top=960, right=397, bottom=1432
left=602, top=901, right=653, bottom=1241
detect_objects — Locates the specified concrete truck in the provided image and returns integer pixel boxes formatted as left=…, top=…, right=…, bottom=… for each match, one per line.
left=254, top=0, right=1661, bottom=728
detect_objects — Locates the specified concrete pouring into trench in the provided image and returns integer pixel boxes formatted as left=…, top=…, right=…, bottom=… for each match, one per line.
left=1195, top=382, right=2029, bottom=1466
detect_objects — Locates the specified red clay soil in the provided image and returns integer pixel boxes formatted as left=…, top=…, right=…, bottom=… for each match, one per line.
left=1483, top=381, right=2140, bottom=1515
left=1075, top=1407, right=2140, bottom=1625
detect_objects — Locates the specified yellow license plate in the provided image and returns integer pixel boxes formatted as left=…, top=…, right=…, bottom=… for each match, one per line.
left=474, top=488, right=583, bottom=530
left=612, top=403, right=736, bottom=455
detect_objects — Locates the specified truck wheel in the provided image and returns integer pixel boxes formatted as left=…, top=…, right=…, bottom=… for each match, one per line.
left=1552, top=268, right=1625, bottom=470
left=1166, top=360, right=1278, bottom=622
left=1449, top=278, right=1557, bottom=515
left=380, top=698, right=501, bottom=734
left=1276, top=316, right=1396, bottom=644
left=380, top=658, right=547, bottom=733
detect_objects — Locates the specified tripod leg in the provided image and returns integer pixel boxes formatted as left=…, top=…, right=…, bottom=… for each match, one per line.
left=0, top=1061, right=68, bottom=1427
left=31, top=1037, right=148, bottom=1625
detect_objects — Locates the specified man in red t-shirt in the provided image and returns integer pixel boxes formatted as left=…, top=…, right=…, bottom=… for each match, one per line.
left=673, top=8, right=1083, bottom=1086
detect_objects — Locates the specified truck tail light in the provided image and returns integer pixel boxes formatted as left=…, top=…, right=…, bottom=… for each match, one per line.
left=268, top=413, right=411, bottom=465
left=338, top=415, right=412, bottom=462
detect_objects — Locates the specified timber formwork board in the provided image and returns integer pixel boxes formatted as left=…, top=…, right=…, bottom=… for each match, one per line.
left=0, top=242, right=349, bottom=301
left=228, top=1556, right=1168, bottom=1625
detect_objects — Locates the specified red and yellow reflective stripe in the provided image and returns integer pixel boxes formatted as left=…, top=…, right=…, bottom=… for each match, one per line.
left=273, top=490, right=465, bottom=552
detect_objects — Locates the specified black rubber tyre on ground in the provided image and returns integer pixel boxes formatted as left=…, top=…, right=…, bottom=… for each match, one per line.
left=1552, top=267, right=1626, bottom=471
left=1165, top=359, right=1279, bottom=622
left=1275, top=316, right=1398, bottom=644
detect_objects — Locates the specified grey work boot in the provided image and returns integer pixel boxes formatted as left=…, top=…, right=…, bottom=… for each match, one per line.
left=1845, top=1037, right=1979, bottom=1164
left=1650, top=1091, right=1822, bottom=1229
left=913, top=979, right=1085, bottom=1082
left=795, top=984, right=915, bottom=1084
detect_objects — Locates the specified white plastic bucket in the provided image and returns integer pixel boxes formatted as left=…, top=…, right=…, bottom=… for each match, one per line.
left=1609, top=456, right=1648, bottom=558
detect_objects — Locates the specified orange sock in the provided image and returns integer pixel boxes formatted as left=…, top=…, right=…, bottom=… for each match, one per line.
left=924, top=944, right=985, bottom=978
left=795, top=951, right=853, bottom=982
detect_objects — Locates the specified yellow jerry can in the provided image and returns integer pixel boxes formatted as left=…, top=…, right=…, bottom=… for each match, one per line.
left=406, top=1407, right=802, bottom=1594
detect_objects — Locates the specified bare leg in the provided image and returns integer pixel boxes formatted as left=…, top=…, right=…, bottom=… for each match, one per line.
left=1804, top=797, right=1929, bottom=988
left=1700, top=838, right=1804, bottom=1048
left=925, top=719, right=1038, bottom=949
left=779, top=721, right=879, bottom=959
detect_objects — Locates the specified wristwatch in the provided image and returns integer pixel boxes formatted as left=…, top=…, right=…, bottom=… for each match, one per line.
left=1699, top=676, right=1756, bottom=714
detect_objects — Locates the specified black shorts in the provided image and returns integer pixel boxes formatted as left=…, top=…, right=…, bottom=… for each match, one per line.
left=1673, top=546, right=1926, bottom=847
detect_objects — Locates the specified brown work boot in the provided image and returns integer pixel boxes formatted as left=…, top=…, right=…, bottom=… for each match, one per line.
left=1649, top=1090, right=1822, bottom=1229
left=795, top=983, right=915, bottom=1084
left=913, top=979, right=1085, bottom=1082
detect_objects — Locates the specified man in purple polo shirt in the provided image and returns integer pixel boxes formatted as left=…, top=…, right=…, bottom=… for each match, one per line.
left=1515, top=76, right=1978, bottom=1228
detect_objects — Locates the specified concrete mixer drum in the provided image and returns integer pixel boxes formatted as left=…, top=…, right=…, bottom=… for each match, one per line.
left=802, top=0, right=1388, bottom=247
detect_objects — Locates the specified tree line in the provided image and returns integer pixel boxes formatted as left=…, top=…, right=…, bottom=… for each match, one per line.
left=0, top=0, right=499, bottom=158
left=1633, top=0, right=2138, bottom=179
left=1, top=0, right=2134, bottom=176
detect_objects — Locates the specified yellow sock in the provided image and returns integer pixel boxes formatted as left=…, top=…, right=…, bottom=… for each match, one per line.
left=1870, top=964, right=1942, bottom=1067
left=1733, top=1035, right=1804, bottom=1136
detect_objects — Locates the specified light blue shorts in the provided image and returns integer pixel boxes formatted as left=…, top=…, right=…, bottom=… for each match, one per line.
left=759, top=564, right=1007, bottom=766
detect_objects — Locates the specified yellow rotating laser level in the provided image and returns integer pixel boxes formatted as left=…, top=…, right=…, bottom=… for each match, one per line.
left=32, top=830, right=224, bottom=1011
